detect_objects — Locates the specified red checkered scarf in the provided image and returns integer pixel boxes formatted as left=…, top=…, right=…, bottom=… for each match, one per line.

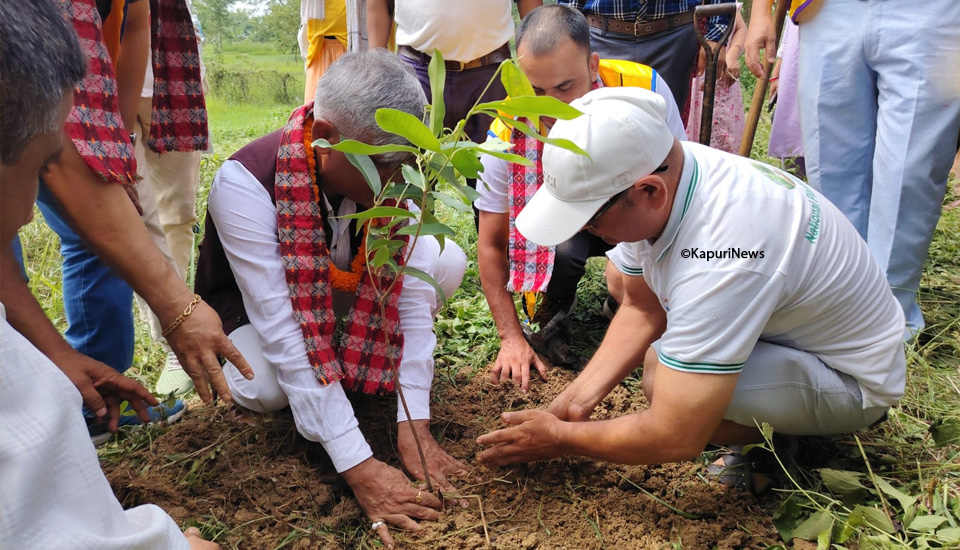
left=275, top=103, right=408, bottom=395
left=61, top=0, right=137, bottom=184
left=507, top=123, right=554, bottom=293
left=147, top=0, right=209, bottom=153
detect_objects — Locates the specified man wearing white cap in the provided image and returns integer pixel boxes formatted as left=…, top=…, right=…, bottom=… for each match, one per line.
left=476, top=87, right=906, bottom=482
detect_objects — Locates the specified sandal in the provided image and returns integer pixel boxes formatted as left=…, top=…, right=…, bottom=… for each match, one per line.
left=705, top=445, right=772, bottom=495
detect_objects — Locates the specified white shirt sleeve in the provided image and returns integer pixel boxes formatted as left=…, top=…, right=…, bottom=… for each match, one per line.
left=1, top=313, right=190, bottom=550
left=653, top=74, right=688, bottom=141
left=394, top=235, right=446, bottom=423
left=474, top=153, right=511, bottom=214
left=207, top=160, right=372, bottom=473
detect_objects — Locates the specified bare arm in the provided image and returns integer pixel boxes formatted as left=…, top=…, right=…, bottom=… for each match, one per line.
left=41, top=140, right=253, bottom=402
left=744, top=0, right=777, bottom=78
left=547, top=272, right=666, bottom=421
left=1, top=246, right=158, bottom=429
left=366, top=0, right=393, bottom=50
left=517, top=0, right=543, bottom=19
left=477, top=365, right=739, bottom=466
left=477, top=210, right=546, bottom=392
left=115, top=0, right=150, bottom=132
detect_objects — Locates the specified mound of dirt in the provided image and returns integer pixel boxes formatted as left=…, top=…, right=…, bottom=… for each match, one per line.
left=103, top=367, right=781, bottom=549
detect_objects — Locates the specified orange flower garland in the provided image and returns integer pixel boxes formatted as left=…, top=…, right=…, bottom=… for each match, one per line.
left=303, top=120, right=368, bottom=293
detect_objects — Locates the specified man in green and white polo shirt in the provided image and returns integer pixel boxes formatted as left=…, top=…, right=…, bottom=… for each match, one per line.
left=476, top=87, right=906, bottom=473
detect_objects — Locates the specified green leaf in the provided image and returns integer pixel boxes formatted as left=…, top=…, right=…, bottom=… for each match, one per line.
left=476, top=140, right=535, bottom=166
left=401, top=164, right=426, bottom=190
left=820, top=469, right=870, bottom=505
left=382, top=184, right=424, bottom=202
left=339, top=206, right=417, bottom=221
left=344, top=152, right=381, bottom=196
left=937, top=526, right=960, bottom=543
left=371, top=246, right=392, bottom=268
left=367, top=238, right=405, bottom=254
left=403, top=265, right=447, bottom=303
left=428, top=49, right=446, bottom=136
left=929, top=418, right=960, bottom=447
left=394, top=222, right=456, bottom=238
left=477, top=96, right=583, bottom=121
left=314, top=138, right=418, bottom=156
left=850, top=505, right=896, bottom=534
left=909, top=515, right=948, bottom=533
left=450, top=149, right=483, bottom=179
left=449, top=180, right=481, bottom=203
left=772, top=495, right=804, bottom=542
left=376, top=108, right=441, bottom=152
left=500, top=59, right=535, bottom=99
left=430, top=190, right=471, bottom=212
left=874, top=477, right=917, bottom=512
left=791, top=511, right=834, bottom=542
left=495, top=115, right=590, bottom=158
left=441, top=140, right=479, bottom=151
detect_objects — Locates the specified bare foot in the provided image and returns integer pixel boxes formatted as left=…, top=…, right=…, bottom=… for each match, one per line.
left=397, top=420, right=468, bottom=506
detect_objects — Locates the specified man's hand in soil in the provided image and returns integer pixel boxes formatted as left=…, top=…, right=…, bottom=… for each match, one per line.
left=341, top=457, right=442, bottom=550
left=490, top=337, right=547, bottom=393
left=475, top=409, right=565, bottom=467
left=184, top=527, right=220, bottom=549
left=397, top=419, right=468, bottom=507
left=545, top=389, right=594, bottom=423
left=54, top=349, right=158, bottom=432
left=163, top=298, right=254, bottom=403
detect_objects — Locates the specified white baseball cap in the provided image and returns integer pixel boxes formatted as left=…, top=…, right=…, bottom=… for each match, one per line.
left=515, top=87, right=676, bottom=247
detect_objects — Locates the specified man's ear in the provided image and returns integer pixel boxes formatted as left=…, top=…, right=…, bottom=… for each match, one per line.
left=632, top=174, right=669, bottom=210
left=588, top=51, right=600, bottom=81
left=311, top=118, right=338, bottom=155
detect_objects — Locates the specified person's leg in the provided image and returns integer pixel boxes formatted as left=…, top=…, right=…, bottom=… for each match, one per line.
left=864, top=0, right=960, bottom=334
left=588, top=23, right=699, bottom=109
left=797, top=0, right=876, bottom=237
left=714, top=340, right=888, bottom=440
left=544, top=231, right=594, bottom=312
left=222, top=324, right=289, bottom=413
left=34, top=182, right=134, bottom=373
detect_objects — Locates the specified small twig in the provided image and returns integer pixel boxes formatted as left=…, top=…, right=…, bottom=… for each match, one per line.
left=617, top=473, right=703, bottom=520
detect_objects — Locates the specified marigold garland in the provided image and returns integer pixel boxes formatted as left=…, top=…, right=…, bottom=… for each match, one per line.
left=303, top=120, right=368, bottom=293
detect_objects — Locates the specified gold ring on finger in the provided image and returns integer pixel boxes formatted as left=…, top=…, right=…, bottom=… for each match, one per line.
left=415, top=491, right=423, bottom=504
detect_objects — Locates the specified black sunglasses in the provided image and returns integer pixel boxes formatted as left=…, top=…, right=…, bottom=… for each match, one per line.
left=584, top=164, right=669, bottom=229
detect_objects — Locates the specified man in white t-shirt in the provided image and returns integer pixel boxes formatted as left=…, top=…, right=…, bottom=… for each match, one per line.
left=368, top=0, right=542, bottom=146
left=476, top=5, right=685, bottom=388
left=476, top=87, right=906, bottom=480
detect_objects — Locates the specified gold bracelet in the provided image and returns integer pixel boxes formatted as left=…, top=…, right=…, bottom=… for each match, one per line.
left=161, top=294, right=203, bottom=338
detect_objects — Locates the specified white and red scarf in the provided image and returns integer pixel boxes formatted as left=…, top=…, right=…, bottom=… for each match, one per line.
left=275, top=103, right=408, bottom=395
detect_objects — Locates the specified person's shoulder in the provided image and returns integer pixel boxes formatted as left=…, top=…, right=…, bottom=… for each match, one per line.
left=598, top=59, right=658, bottom=90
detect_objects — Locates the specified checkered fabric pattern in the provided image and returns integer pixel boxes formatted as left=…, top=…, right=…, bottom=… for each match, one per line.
left=507, top=125, right=555, bottom=293
left=147, top=0, right=209, bottom=154
left=559, top=0, right=732, bottom=41
left=274, top=103, right=408, bottom=395
left=61, top=0, right=137, bottom=184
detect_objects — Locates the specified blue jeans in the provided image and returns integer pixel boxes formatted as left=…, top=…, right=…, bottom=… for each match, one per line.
left=16, top=181, right=135, bottom=373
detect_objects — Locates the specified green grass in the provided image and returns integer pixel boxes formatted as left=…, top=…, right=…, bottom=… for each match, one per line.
left=16, top=45, right=960, bottom=549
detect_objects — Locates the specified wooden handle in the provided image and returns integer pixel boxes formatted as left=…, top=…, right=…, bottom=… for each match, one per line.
left=738, top=0, right=791, bottom=158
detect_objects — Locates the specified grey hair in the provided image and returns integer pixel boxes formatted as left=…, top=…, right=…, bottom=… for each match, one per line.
left=313, top=49, right=427, bottom=167
left=0, top=0, right=87, bottom=165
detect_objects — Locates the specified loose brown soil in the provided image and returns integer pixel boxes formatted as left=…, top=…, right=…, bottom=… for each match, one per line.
left=103, top=367, right=782, bottom=549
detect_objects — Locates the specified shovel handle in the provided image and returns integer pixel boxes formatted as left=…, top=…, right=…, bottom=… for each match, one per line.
left=694, top=3, right=738, bottom=146
left=738, top=0, right=791, bottom=157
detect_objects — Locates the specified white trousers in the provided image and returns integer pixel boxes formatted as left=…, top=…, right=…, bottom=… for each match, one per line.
left=798, top=0, right=960, bottom=334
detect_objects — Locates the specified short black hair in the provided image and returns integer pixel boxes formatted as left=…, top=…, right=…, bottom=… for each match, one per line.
left=516, top=4, right=591, bottom=58
left=1, top=0, right=87, bottom=164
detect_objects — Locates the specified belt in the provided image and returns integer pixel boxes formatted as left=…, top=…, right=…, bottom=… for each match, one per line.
left=586, top=11, right=695, bottom=38
left=398, top=43, right=511, bottom=72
